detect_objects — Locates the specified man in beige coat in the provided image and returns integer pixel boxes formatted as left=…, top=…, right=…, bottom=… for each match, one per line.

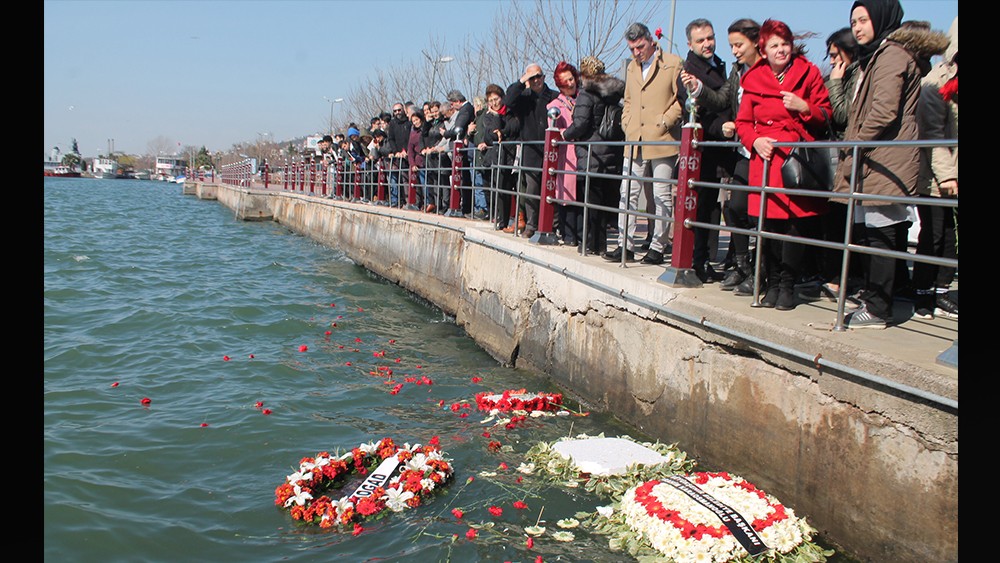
left=604, top=22, right=684, bottom=263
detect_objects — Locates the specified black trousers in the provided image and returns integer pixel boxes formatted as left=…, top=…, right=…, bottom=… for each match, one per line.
left=523, top=171, right=541, bottom=230
left=857, top=220, right=910, bottom=320
left=912, top=196, right=957, bottom=290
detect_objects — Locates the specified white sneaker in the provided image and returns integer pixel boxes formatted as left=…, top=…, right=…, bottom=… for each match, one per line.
left=843, top=303, right=888, bottom=330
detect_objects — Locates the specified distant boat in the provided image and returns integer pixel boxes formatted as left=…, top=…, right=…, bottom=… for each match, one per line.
left=134, top=170, right=151, bottom=180
left=172, top=175, right=187, bottom=184
left=44, top=165, right=82, bottom=178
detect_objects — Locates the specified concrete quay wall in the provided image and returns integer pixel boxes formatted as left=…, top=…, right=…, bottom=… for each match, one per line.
left=204, top=183, right=957, bottom=562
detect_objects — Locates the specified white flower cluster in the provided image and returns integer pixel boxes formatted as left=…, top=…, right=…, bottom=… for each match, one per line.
left=617, top=475, right=808, bottom=562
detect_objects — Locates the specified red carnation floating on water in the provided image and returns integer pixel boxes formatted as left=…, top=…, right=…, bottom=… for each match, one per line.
left=140, top=397, right=151, bottom=406
left=110, top=382, right=119, bottom=388
left=452, top=508, right=464, bottom=519
left=513, top=500, right=527, bottom=509
left=298, top=345, right=308, bottom=352
left=223, top=355, right=231, bottom=361
left=466, top=528, right=477, bottom=540
left=262, top=408, right=272, bottom=415
left=526, top=536, right=534, bottom=549
left=471, top=376, right=482, bottom=383
left=200, top=423, right=209, bottom=428
left=488, top=505, right=503, bottom=517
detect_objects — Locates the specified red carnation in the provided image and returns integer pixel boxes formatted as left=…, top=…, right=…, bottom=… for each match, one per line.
left=452, top=508, right=464, bottom=519
left=526, top=536, right=534, bottom=549
left=466, top=528, right=477, bottom=539
left=140, top=397, right=151, bottom=405
left=513, top=500, right=528, bottom=509
left=488, top=505, right=503, bottom=517
left=655, top=26, right=663, bottom=39
left=939, top=76, right=958, bottom=102
left=298, top=345, right=308, bottom=352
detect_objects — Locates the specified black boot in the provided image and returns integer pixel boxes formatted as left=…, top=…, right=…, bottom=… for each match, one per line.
left=759, top=285, right=779, bottom=308
left=756, top=254, right=781, bottom=307
left=776, top=268, right=797, bottom=311
left=720, top=254, right=750, bottom=291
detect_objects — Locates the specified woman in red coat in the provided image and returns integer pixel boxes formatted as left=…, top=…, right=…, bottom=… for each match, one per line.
left=735, top=19, right=833, bottom=310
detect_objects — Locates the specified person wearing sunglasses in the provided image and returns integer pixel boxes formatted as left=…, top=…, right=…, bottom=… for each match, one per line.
left=502, top=63, right=557, bottom=238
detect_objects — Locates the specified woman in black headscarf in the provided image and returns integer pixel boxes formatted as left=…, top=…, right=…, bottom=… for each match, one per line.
left=833, top=0, right=948, bottom=329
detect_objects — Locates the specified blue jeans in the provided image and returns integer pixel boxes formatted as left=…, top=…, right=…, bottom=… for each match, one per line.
left=473, top=168, right=488, bottom=212
left=388, top=168, right=402, bottom=207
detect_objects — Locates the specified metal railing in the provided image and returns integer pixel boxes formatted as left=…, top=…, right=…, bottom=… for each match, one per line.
left=222, top=124, right=958, bottom=340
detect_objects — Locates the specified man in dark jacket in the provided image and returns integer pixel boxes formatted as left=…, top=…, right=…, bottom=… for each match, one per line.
left=503, top=63, right=557, bottom=238
left=445, top=89, right=476, bottom=215
left=386, top=102, right=412, bottom=207
left=676, top=18, right=732, bottom=281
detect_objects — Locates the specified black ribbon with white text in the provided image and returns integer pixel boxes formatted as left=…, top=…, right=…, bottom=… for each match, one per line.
left=663, top=475, right=768, bottom=556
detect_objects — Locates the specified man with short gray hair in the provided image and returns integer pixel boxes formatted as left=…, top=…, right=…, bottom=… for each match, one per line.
left=604, top=22, right=684, bottom=264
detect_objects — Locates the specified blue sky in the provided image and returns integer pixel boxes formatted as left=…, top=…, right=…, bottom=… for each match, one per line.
left=44, top=0, right=957, bottom=159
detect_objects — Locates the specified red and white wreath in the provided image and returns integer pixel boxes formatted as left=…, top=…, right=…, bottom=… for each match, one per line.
left=274, top=436, right=454, bottom=530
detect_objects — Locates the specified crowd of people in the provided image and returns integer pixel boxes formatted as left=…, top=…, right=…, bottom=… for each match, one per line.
left=298, top=0, right=957, bottom=329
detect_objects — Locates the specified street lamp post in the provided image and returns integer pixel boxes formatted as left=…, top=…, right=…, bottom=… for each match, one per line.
left=323, top=96, right=344, bottom=134
left=422, top=51, right=454, bottom=101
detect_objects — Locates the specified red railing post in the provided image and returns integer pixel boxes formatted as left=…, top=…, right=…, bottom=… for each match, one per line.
left=658, top=121, right=703, bottom=286
left=283, top=159, right=289, bottom=191
left=533, top=127, right=561, bottom=244
left=264, top=162, right=269, bottom=190
left=407, top=167, right=418, bottom=209
left=376, top=161, right=387, bottom=205
left=309, top=160, right=316, bottom=194
left=335, top=161, right=344, bottom=199
left=446, top=140, right=464, bottom=216
left=321, top=160, right=328, bottom=197
left=353, top=162, right=362, bottom=201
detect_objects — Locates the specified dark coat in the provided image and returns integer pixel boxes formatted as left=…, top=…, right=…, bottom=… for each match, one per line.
left=480, top=109, right=518, bottom=167
left=833, top=25, right=948, bottom=204
left=503, top=79, right=557, bottom=168
left=562, top=73, right=625, bottom=173
left=444, top=101, right=476, bottom=142
left=407, top=126, right=425, bottom=169
left=676, top=51, right=731, bottom=142
left=676, top=50, right=734, bottom=179
left=386, top=116, right=412, bottom=158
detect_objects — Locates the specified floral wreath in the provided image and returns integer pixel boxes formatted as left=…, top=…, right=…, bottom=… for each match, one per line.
left=584, top=471, right=833, bottom=562
left=274, top=436, right=454, bottom=530
left=523, top=433, right=695, bottom=499
left=474, top=389, right=564, bottom=414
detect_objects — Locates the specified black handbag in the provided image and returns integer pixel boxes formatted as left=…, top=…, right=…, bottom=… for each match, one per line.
left=781, top=145, right=834, bottom=190
left=780, top=108, right=835, bottom=191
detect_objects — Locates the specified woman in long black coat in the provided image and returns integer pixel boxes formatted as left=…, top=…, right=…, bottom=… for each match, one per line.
left=562, top=56, right=625, bottom=255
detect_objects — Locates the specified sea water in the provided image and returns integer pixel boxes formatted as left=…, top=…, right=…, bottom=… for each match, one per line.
left=44, top=177, right=650, bottom=563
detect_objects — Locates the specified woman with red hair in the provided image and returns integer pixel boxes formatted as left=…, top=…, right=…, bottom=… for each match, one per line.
left=547, top=61, right=582, bottom=245
left=735, top=19, right=832, bottom=310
